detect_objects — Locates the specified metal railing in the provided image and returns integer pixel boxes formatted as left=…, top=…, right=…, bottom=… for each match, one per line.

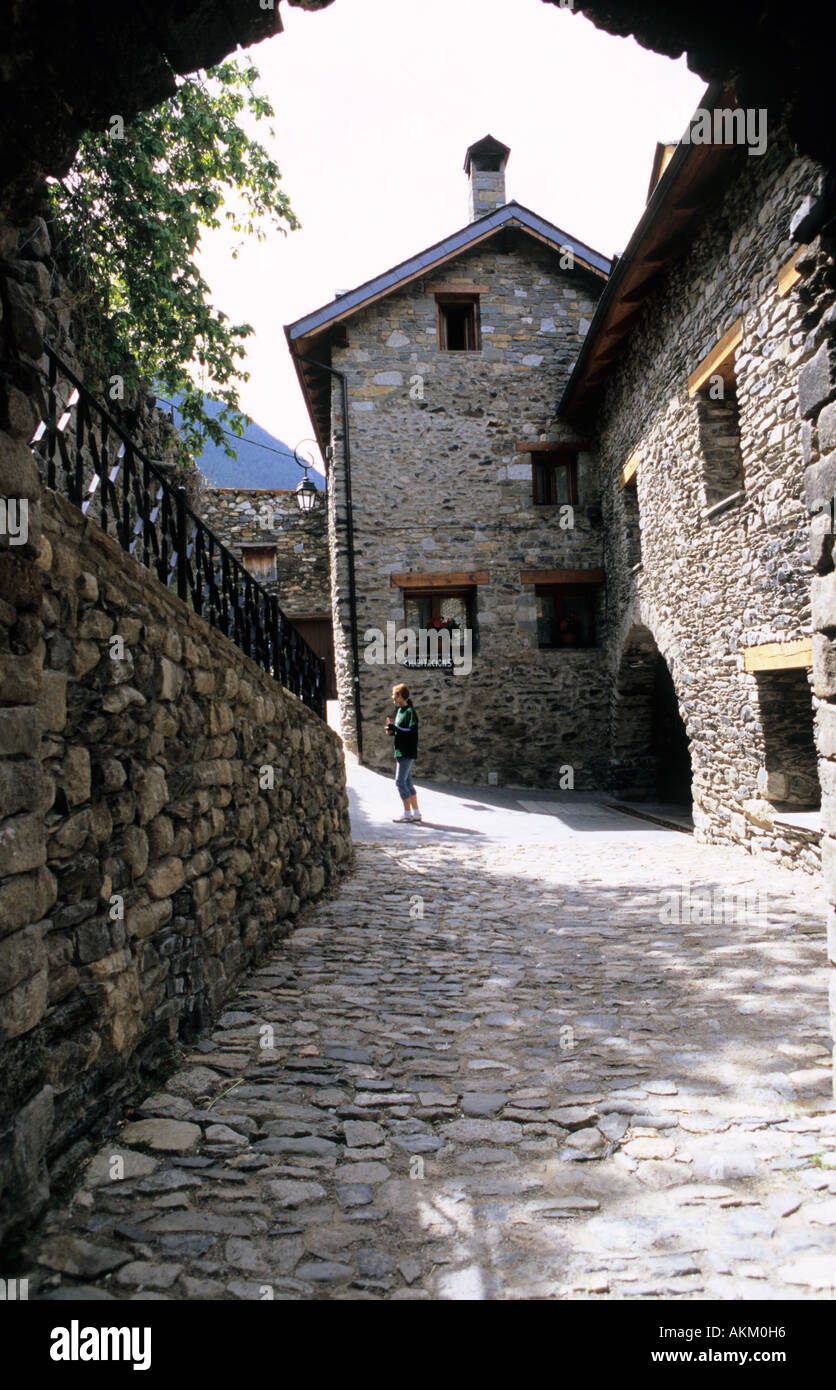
left=32, top=344, right=325, bottom=717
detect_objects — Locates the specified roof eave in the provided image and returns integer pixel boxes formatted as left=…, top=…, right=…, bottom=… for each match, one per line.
left=560, top=79, right=736, bottom=421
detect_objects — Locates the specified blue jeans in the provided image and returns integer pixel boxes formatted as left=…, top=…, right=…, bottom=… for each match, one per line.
left=395, top=757, right=415, bottom=800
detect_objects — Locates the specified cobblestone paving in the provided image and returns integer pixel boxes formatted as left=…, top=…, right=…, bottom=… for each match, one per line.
left=27, top=830, right=836, bottom=1301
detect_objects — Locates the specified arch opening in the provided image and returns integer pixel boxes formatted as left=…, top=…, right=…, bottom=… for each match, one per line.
left=609, top=625, right=693, bottom=810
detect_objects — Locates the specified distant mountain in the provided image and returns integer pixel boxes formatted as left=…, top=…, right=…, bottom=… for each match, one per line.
left=159, top=394, right=324, bottom=491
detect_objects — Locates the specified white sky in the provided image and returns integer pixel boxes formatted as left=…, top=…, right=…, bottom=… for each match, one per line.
left=197, top=0, right=705, bottom=468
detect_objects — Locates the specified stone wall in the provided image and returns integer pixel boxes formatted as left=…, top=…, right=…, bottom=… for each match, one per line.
left=327, top=236, right=609, bottom=787
left=593, top=128, right=822, bottom=871
left=0, top=480, right=351, bottom=1248
left=796, top=175, right=836, bottom=1081
left=199, top=488, right=330, bottom=616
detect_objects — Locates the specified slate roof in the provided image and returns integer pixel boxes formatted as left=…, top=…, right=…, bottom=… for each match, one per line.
left=286, top=200, right=611, bottom=344
left=285, top=200, right=612, bottom=450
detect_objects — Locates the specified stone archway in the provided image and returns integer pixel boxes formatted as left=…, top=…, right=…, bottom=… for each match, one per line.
left=609, top=623, right=692, bottom=807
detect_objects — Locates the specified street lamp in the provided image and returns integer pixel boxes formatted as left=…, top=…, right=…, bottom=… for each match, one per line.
left=293, top=441, right=321, bottom=513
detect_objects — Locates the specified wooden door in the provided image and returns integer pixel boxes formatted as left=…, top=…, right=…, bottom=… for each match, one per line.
left=290, top=616, right=337, bottom=700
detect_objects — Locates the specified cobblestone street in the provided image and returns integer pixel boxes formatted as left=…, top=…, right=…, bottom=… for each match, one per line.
left=26, top=773, right=836, bottom=1301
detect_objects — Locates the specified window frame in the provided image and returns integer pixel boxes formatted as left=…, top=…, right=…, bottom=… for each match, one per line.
left=403, top=587, right=474, bottom=632
left=436, top=294, right=481, bottom=352
left=621, top=468, right=643, bottom=568
left=531, top=451, right=579, bottom=507
left=534, top=581, right=600, bottom=650
left=695, top=375, right=745, bottom=511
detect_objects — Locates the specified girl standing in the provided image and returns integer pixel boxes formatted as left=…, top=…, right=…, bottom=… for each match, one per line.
left=385, top=683, right=421, bottom=823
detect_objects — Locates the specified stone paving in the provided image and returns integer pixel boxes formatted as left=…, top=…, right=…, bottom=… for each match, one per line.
left=24, top=773, right=836, bottom=1301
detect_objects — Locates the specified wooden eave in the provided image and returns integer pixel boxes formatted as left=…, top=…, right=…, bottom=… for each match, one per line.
left=286, top=327, right=335, bottom=459
left=561, top=94, right=740, bottom=421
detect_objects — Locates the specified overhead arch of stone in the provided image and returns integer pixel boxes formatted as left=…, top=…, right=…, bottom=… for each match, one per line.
left=0, top=0, right=334, bottom=214
left=608, top=618, right=693, bottom=805
left=544, top=0, right=834, bottom=165
left=1, top=0, right=833, bottom=220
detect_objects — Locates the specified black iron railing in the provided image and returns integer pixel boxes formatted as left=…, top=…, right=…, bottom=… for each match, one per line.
left=31, top=345, right=325, bottom=717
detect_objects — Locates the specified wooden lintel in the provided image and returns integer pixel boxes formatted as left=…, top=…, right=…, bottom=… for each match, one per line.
left=776, top=246, right=807, bottom=298
left=620, top=450, right=641, bottom=487
left=519, top=568, right=605, bottom=585
left=515, top=441, right=581, bottom=453
left=687, top=317, right=743, bottom=397
left=391, top=571, right=490, bottom=589
left=426, top=282, right=489, bottom=295
left=743, top=639, right=812, bottom=672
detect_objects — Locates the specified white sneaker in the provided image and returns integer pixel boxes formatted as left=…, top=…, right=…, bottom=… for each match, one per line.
left=392, top=814, right=412, bottom=822
left=411, top=813, right=422, bottom=822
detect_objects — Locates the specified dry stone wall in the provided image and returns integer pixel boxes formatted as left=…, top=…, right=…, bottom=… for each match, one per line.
left=328, top=237, right=609, bottom=786
left=595, top=130, right=821, bottom=871
left=0, top=486, right=351, bottom=1245
left=0, top=214, right=353, bottom=1249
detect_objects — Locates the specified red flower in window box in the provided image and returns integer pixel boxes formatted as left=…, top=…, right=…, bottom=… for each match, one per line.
left=560, top=612, right=583, bottom=647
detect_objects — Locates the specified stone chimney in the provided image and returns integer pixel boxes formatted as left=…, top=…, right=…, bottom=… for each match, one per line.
left=465, top=135, right=511, bottom=223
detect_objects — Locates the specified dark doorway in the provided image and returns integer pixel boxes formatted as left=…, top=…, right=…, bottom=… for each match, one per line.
left=651, top=652, right=693, bottom=804
left=609, top=625, right=692, bottom=808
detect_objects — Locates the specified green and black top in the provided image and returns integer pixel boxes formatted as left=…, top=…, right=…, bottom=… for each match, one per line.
left=392, top=703, right=418, bottom=760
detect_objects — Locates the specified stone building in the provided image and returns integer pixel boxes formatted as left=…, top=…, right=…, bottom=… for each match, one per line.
left=288, top=101, right=824, bottom=875
left=562, top=94, right=823, bottom=872
left=287, top=135, right=613, bottom=786
left=199, top=487, right=336, bottom=696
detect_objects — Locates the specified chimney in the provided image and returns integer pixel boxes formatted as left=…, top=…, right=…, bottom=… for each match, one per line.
left=464, top=135, right=511, bottom=223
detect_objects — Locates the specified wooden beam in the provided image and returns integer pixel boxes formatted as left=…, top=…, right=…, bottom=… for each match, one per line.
left=605, top=303, right=644, bottom=329
left=515, top=441, right=581, bottom=453
left=776, top=246, right=807, bottom=298
left=620, top=277, right=661, bottom=305
left=687, top=318, right=743, bottom=397
left=743, top=639, right=812, bottom=672
left=426, top=282, right=489, bottom=295
left=391, top=571, right=490, bottom=589
left=621, top=450, right=640, bottom=487
left=519, top=568, right=605, bottom=585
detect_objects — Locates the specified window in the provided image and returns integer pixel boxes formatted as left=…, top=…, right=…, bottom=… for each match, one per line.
left=536, top=584, right=598, bottom=649
left=695, top=380, right=744, bottom=508
left=404, top=590, right=472, bottom=633
left=687, top=320, right=745, bottom=510
left=754, top=667, right=820, bottom=809
left=437, top=295, right=480, bottom=351
left=240, top=545, right=277, bottom=583
left=532, top=451, right=578, bottom=506
left=622, top=471, right=643, bottom=568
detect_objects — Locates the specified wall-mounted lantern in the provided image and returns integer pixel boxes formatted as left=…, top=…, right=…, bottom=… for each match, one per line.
left=293, top=440, right=322, bottom=513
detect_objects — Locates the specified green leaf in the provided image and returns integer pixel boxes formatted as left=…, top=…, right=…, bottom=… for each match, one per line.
left=51, top=58, right=298, bottom=463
